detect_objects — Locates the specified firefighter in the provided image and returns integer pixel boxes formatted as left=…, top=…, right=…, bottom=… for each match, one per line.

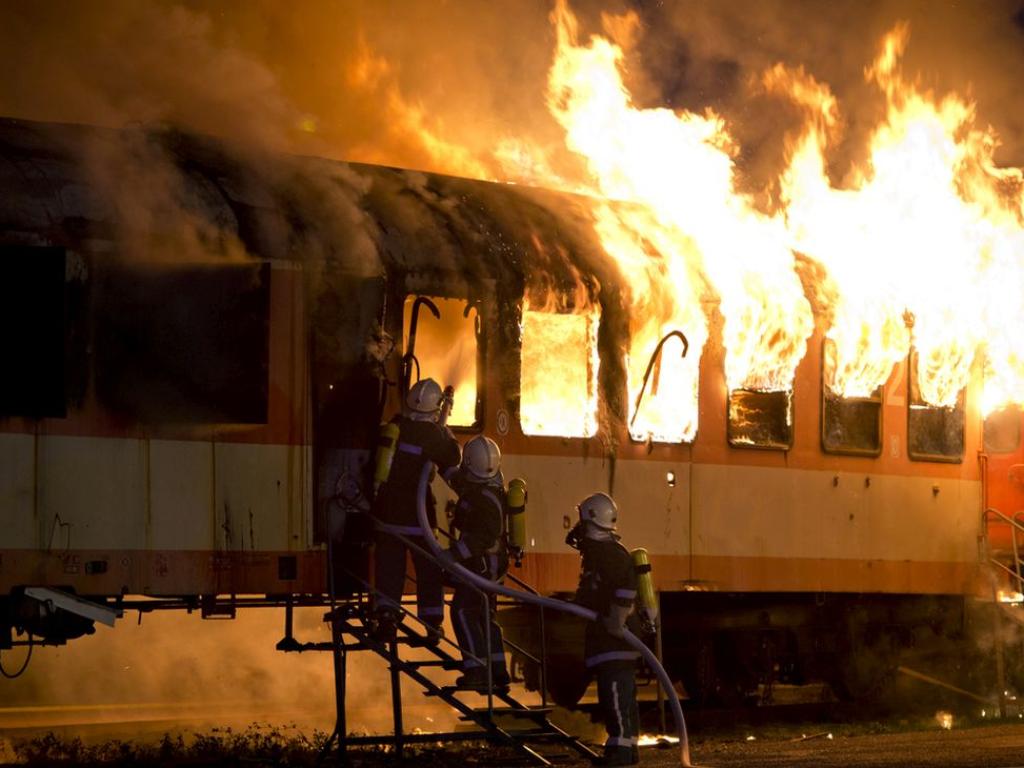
left=445, top=435, right=512, bottom=690
left=372, top=378, right=461, bottom=641
left=568, top=492, right=641, bottom=767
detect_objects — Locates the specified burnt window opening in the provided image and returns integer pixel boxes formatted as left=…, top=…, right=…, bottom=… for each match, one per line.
left=0, top=246, right=67, bottom=418
left=519, top=298, right=600, bottom=439
left=984, top=405, right=1020, bottom=454
left=402, top=295, right=481, bottom=429
left=627, top=330, right=697, bottom=445
left=96, top=261, right=269, bottom=424
left=907, top=351, right=965, bottom=463
left=821, top=341, right=883, bottom=456
left=727, top=389, right=794, bottom=451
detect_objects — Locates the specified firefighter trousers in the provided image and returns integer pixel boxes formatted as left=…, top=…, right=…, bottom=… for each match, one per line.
left=373, top=526, right=445, bottom=628
left=450, top=557, right=508, bottom=674
left=595, top=661, right=640, bottom=750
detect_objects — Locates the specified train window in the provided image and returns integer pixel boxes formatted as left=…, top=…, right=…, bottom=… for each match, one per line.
left=520, top=300, right=600, bottom=438
left=402, top=296, right=480, bottom=428
left=821, top=340, right=883, bottom=456
left=984, top=405, right=1020, bottom=454
left=628, top=330, right=697, bottom=444
left=907, top=351, right=964, bottom=463
left=727, top=389, right=793, bottom=450
left=96, top=261, right=270, bottom=423
left=0, top=246, right=66, bottom=418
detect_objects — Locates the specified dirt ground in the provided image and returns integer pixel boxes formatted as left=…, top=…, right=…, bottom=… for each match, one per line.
left=4, top=717, right=1024, bottom=767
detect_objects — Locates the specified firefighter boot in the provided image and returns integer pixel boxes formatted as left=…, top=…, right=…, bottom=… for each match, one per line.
left=591, top=746, right=639, bottom=767
left=455, top=668, right=490, bottom=690
left=490, top=663, right=511, bottom=690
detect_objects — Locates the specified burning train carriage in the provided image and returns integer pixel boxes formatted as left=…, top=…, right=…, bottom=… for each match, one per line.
left=1, top=117, right=1021, bottom=706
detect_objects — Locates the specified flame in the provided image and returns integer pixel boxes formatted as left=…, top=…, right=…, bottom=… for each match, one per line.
left=774, top=26, right=1024, bottom=410
left=375, top=2, right=1024, bottom=432
left=403, top=296, right=478, bottom=427
left=519, top=294, right=600, bottom=438
left=547, top=0, right=813, bottom=423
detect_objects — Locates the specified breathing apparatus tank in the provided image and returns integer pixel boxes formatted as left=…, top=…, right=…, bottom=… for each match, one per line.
left=631, top=547, right=658, bottom=633
left=373, top=422, right=401, bottom=494
left=506, top=477, right=528, bottom=566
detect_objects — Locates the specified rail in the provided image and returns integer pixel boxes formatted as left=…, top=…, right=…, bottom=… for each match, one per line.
left=980, top=507, right=1024, bottom=594
left=414, top=464, right=695, bottom=768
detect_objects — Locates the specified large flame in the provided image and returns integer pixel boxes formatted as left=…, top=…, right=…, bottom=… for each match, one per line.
left=547, top=0, right=814, bottom=441
left=774, top=26, right=1024, bottom=411
left=367, top=3, right=1024, bottom=433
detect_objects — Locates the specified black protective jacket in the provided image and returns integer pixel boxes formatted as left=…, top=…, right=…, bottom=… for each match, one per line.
left=450, top=479, right=507, bottom=575
left=576, top=536, right=640, bottom=668
left=376, top=415, right=460, bottom=528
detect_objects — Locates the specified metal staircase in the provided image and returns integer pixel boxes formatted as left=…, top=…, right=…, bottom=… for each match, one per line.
left=978, top=507, right=1024, bottom=717
left=277, top=524, right=597, bottom=766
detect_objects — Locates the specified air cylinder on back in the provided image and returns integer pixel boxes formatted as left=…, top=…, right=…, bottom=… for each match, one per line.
left=373, top=422, right=401, bottom=494
left=507, top=477, right=528, bottom=566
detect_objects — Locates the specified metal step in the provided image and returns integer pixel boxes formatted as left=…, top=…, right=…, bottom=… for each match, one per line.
left=406, top=658, right=461, bottom=670
left=461, top=706, right=554, bottom=720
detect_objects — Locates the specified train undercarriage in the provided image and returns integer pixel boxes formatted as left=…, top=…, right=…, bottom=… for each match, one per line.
left=500, top=591, right=1024, bottom=711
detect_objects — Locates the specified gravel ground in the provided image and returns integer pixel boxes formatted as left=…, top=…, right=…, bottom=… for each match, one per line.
left=4, top=711, right=1024, bottom=766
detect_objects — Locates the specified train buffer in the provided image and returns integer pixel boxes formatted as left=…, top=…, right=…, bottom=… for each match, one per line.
left=279, top=595, right=597, bottom=766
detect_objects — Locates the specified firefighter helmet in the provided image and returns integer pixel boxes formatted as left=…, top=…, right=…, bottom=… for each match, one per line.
left=406, top=378, right=443, bottom=417
left=462, top=435, right=501, bottom=481
left=577, top=492, right=618, bottom=531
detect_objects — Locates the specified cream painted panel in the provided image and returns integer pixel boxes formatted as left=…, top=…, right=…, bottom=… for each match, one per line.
left=694, top=463, right=980, bottom=562
left=0, top=433, right=35, bottom=548
left=864, top=475, right=979, bottom=562
left=607, top=458, right=690, bottom=556
left=37, top=435, right=146, bottom=549
left=149, top=440, right=215, bottom=550
left=214, top=443, right=305, bottom=552
left=693, top=464, right=842, bottom=560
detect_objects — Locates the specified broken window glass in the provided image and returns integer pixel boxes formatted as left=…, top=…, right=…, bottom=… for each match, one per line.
left=821, top=340, right=883, bottom=456
left=907, top=351, right=964, bottom=463
left=727, top=389, right=793, bottom=450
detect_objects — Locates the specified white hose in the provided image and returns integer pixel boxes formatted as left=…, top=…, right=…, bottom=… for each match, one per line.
left=415, top=465, right=694, bottom=767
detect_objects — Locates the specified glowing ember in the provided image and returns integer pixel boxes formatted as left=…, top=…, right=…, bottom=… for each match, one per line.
left=520, top=299, right=600, bottom=438
left=637, top=734, right=679, bottom=748
left=997, top=590, right=1024, bottom=604
left=935, top=710, right=954, bottom=730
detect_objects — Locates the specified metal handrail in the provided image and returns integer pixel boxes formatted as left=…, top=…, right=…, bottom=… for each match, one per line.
left=436, top=526, right=551, bottom=707
left=981, top=507, right=1024, bottom=593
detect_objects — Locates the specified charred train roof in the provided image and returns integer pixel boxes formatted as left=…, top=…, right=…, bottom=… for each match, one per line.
left=0, top=116, right=622, bottom=307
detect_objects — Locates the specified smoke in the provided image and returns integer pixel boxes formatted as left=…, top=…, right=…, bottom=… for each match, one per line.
left=3, top=1, right=1022, bottom=191
left=629, top=0, right=1024, bottom=193
left=0, top=608, right=457, bottom=738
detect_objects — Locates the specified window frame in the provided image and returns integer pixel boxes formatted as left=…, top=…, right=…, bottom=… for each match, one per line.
left=983, top=404, right=1021, bottom=455
left=906, top=350, right=965, bottom=464
left=0, top=245, right=68, bottom=419
left=820, top=339, right=884, bottom=458
left=726, top=387, right=795, bottom=452
left=401, top=292, right=485, bottom=433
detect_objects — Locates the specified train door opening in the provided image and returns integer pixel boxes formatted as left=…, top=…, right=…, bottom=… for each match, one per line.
left=401, top=295, right=481, bottom=429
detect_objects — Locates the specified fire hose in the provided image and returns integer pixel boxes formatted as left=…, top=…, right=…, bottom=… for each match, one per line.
left=413, top=464, right=696, bottom=767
